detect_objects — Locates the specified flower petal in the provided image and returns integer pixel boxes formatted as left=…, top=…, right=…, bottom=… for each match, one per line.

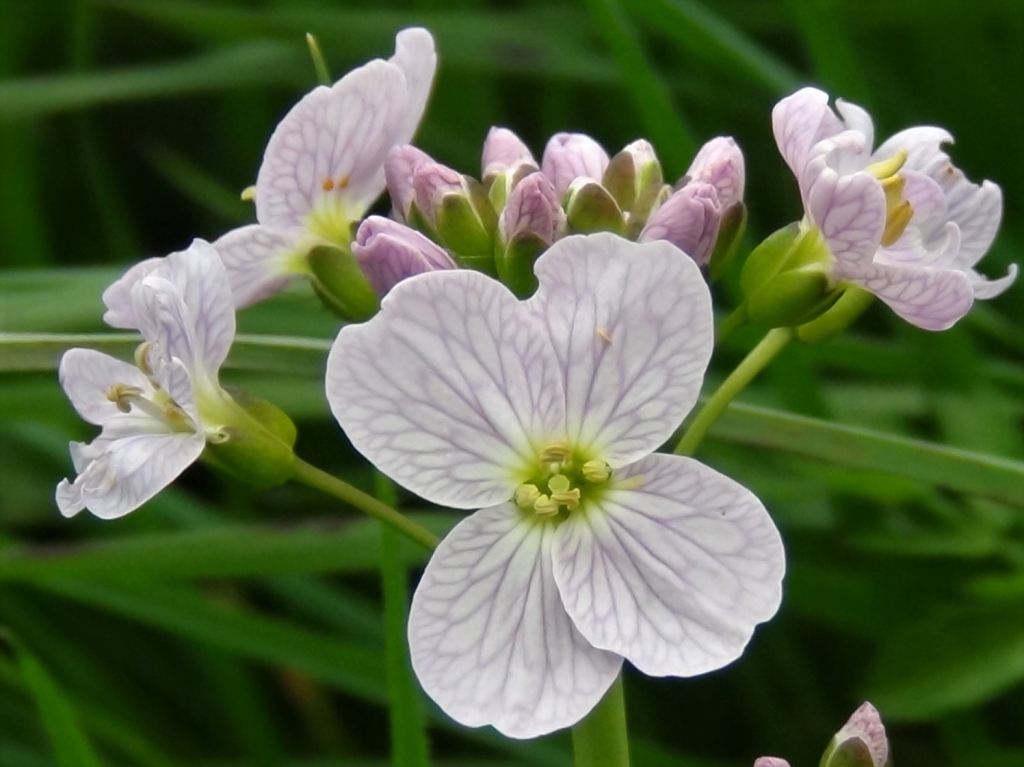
left=946, top=179, right=1002, bottom=268
left=408, top=504, right=622, bottom=739
left=134, top=241, right=236, bottom=379
left=835, top=98, right=875, bottom=151
left=804, top=158, right=886, bottom=273
left=353, top=216, right=456, bottom=295
left=326, top=269, right=566, bottom=509
left=526, top=233, right=714, bottom=466
left=482, top=126, right=537, bottom=180
left=385, top=144, right=433, bottom=223
left=851, top=263, right=975, bottom=331
left=969, top=262, right=1017, bottom=300
left=57, top=429, right=204, bottom=520
left=552, top=453, right=785, bottom=677
left=212, top=224, right=302, bottom=308
left=639, top=182, right=721, bottom=265
left=255, top=59, right=407, bottom=228
left=389, top=28, right=437, bottom=146
left=541, top=133, right=610, bottom=199
left=59, top=348, right=154, bottom=426
left=102, top=257, right=163, bottom=329
left=772, top=87, right=843, bottom=176
left=685, top=136, right=745, bottom=210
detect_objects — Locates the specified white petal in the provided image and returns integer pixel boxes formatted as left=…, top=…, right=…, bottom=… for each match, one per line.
left=59, top=348, right=154, bottom=426
left=803, top=160, right=886, bottom=273
left=326, top=269, right=567, bottom=509
left=102, top=257, right=163, bottom=329
left=851, top=263, right=975, bottom=331
left=552, top=453, right=785, bottom=677
left=213, top=224, right=302, bottom=308
left=389, top=28, right=437, bottom=146
left=947, top=179, right=1002, bottom=268
left=58, top=430, right=204, bottom=520
left=969, top=262, right=1017, bottom=300
left=134, top=241, right=236, bottom=379
left=772, top=87, right=843, bottom=177
left=408, top=504, right=622, bottom=739
left=835, top=98, right=875, bottom=151
left=874, top=126, right=953, bottom=170
left=255, top=58, right=408, bottom=229
left=526, top=233, right=714, bottom=466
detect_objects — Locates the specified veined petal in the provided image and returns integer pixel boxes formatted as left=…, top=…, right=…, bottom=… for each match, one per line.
left=102, top=257, right=163, bottom=329
left=552, top=453, right=785, bottom=677
left=685, top=136, right=745, bottom=210
left=389, top=28, right=437, bottom=146
left=482, top=126, right=537, bottom=180
left=639, top=183, right=721, bottom=266
left=385, top=144, right=434, bottom=223
left=326, top=269, right=566, bottom=509
left=851, top=263, right=975, bottom=331
left=772, top=87, right=843, bottom=177
left=408, top=504, right=622, bottom=739
left=57, top=430, right=204, bottom=520
left=255, top=59, right=407, bottom=229
left=353, top=216, right=456, bottom=295
left=213, top=224, right=302, bottom=308
left=134, top=241, right=236, bottom=380
left=526, top=233, right=714, bottom=467
left=946, top=179, right=1002, bottom=268
left=59, top=348, right=154, bottom=426
left=804, top=159, right=886, bottom=273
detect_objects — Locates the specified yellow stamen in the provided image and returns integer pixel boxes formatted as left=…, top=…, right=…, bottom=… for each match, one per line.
left=514, top=484, right=541, bottom=509
left=106, top=383, right=143, bottom=413
left=240, top=185, right=257, bottom=202
left=134, top=341, right=155, bottom=379
left=538, top=442, right=572, bottom=464
left=880, top=175, right=906, bottom=209
left=881, top=201, right=914, bottom=247
left=597, top=328, right=613, bottom=345
left=864, top=148, right=908, bottom=181
left=551, top=487, right=581, bottom=510
left=533, top=494, right=559, bottom=517
left=582, top=460, right=611, bottom=484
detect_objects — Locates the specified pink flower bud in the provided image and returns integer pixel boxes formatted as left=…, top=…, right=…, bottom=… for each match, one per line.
left=500, top=172, right=565, bottom=246
left=385, top=144, right=434, bottom=222
left=686, top=136, right=745, bottom=210
left=352, top=216, right=456, bottom=296
left=541, top=132, right=610, bottom=198
left=639, top=182, right=721, bottom=265
left=832, top=702, right=888, bottom=767
left=412, top=161, right=469, bottom=227
left=482, top=126, right=537, bottom=180
left=753, top=758, right=791, bottom=767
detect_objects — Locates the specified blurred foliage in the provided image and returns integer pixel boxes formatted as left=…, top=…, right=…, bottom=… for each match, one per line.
left=1, top=0, right=1023, bottom=765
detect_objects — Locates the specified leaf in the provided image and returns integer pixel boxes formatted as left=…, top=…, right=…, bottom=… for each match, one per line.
left=5, top=633, right=104, bottom=767
left=867, top=601, right=1024, bottom=720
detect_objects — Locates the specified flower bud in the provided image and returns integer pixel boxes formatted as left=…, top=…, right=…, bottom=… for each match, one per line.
left=565, top=177, right=624, bottom=235
left=684, top=136, right=745, bottom=209
left=202, top=389, right=296, bottom=489
left=639, top=182, right=721, bottom=265
left=741, top=223, right=839, bottom=327
left=307, top=243, right=381, bottom=321
left=752, top=759, right=791, bottom=767
left=411, top=163, right=498, bottom=272
left=708, top=201, right=747, bottom=281
left=353, top=216, right=457, bottom=296
left=482, top=126, right=538, bottom=182
left=603, top=139, right=663, bottom=216
left=820, top=703, right=889, bottom=767
left=384, top=144, right=433, bottom=224
left=542, top=132, right=610, bottom=199
left=496, top=172, right=565, bottom=296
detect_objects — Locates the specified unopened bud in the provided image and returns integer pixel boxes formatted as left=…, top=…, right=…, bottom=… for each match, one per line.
left=353, top=216, right=456, bottom=296
left=639, top=182, right=721, bottom=265
left=708, top=201, right=747, bottom=281
left=685, top=136, right=745, bottom=210
left=565, top=178, right=624, bottom=235
left=384, top=144, right=433, bottom=224
left=482, top=126, right=537, bottom=182
left=307, top=243, right=380, bottom=321
left=752, top=759, right=791, bottom=767
left=602, top=139, right=662, bottom=215
left=820, top=702, right=888, bottom=767
left=542, top=132, right=610, bottom=199
left=496, top=172, right=565, bottom=296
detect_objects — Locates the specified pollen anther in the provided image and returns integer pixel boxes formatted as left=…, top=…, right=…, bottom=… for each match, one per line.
left=538, top=442, right=572, bottom=464
left=533, top=494, right=560, bottom=517
left=865, top=148, right=908, bottom=181
left=515, top=483, right=541, bottom=509
left=322, top=178, right=335, bottom=192
left=582, top=460, right=611, bottom=484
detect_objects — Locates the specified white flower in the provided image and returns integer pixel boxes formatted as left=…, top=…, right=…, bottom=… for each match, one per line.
left=58, top=240, right=237, bottom=519
left=773, top=86, right=1016, bottom=330
left=102, top=29, right=437, bottom=323
left=325, top=232, right=785, bottom=738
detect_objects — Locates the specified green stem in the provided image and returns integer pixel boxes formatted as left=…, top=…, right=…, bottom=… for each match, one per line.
left=305, top=33, right=332, bottom=85
left=715, top=303, right=747, bottom=344
left=376, top=475, right=430, bottom=767
left=291, top=458, right=439, bottom=551
left=673, top=327, right=794, bottom=456
left=572, top=676, right=630, bottom=767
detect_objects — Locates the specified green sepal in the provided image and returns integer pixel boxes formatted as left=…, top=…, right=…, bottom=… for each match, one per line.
left=307, top=243, right=380, bottom=322
left=566, top=181, right=624, bottom=235
left=746, top=265, right=838, bottom=327
left=436, top=180, right=497, bottom=270
left=602, top=150, right=638, bottom=212
left=797, top=286, right=876, bottom=343
left=201, top=393, right=296, bottom=490
left=739, top=222, right=802, bottom=298
left=820, top=737, right=876, bottom=767
left=496, top=232, right=546, bottom=298
left=708, top=201, right=747, bottom=281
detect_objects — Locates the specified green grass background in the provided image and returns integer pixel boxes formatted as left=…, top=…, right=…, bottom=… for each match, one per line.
left=1, top=0, right=1023, bottom=765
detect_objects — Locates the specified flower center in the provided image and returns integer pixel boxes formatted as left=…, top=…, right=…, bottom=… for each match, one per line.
left=107, top=345, right=197, bottom=433
left=514, top=441, right=611, bottom=519
left=865, top=149, right=914, bottom=247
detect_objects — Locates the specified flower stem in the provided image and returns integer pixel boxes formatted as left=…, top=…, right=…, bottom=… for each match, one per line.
left=572, top=676, right=630, bottom=767
left=291, top=458, right=439, bottom=550
left=715, top=303, right=747, bottom=345
left=673, top=327, right=794, bottom=456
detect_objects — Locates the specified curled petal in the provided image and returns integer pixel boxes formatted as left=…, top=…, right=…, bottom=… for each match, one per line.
left=500, top=171, right=565, bottom=245
left=639, top=183, right=721, bottom=265
left=946, top=179, right=1002, bottom=269
left=213, top=225, right=301, bottom=308
left=56, top=429, right=205, bottom=520
left=772, top=87, right=843, bottom=177
left=685, top=136, right=745, bottom=210
left=102, top=257, right=163, bottom=329
left=408, top=504, right=622, bottom=739
left=353, top=216, right=456, bottom=295
left=552, top=453, right=785, bottom=677
left=326, top=269, right=567, bottom=509
left=389, top=28, right=438, bottom=146
left=541, top=132, right=610, bottom=198
left=59, top=349, right=154, bottom=426
left=874, top=125, right=953, bottom=171
left=482, top=127, right=538, bottom=180
left=835, top=98, right=875, bottom=151
left=526, top=233, right=714, bottom=467
left=385, top=144, right=434, bottom=222
left=967, top=262, right=1017, bottom=300
left=851, top=262, right=975, bottom=331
